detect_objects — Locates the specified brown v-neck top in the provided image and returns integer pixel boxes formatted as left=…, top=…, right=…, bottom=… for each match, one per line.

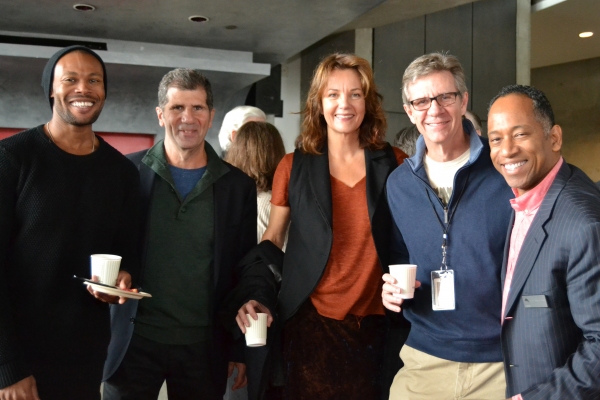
left=272, top=148, right=405, bottom=320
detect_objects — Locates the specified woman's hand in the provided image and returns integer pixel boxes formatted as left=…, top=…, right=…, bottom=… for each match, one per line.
left=236, top=300, right=273, bottom=334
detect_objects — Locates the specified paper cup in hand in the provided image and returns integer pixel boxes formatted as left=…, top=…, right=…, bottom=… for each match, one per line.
left=90, top=254, right=122, bottom=286
left=389, top=264, right=417, bottom=299
left=245, top=313, right=267, bottom=347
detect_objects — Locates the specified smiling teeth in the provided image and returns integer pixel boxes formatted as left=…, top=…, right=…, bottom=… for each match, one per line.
left=72, top=101, right=93, bottom=107
left=504, top=161, right=526, bottom=171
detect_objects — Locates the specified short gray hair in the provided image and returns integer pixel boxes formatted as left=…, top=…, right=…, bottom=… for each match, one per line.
left=402, top=52, right=468, bottom=104
left=158, top=68, right=213, bottom=110
left=218, top=106, right=266, bottom=151
left=394, top=125, right=420, bottom=157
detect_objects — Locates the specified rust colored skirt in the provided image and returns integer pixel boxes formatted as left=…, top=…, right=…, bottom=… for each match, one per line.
left=281, top=301, right=386, bottom=400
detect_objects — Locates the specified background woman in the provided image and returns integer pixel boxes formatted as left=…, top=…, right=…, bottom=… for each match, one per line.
left=225, top=121, right=286, bottom=243
left=237, top=53, right=408, bottom=399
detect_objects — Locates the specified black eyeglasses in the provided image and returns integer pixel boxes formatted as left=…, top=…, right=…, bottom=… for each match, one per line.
left=408, top=92, right=461, bottom=111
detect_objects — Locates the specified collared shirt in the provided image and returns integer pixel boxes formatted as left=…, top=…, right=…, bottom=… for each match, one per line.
left=502, top=157, right=563, bottom=400
left=501, top=157, right=563, bottom=325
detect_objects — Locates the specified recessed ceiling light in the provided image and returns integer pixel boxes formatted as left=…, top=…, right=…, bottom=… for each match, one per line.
left=188, top=15, right=209, bottom=23
left=579, top=32, right=594, bottom=38
left=73, top=3, right=96, bottom=11
left=225, top=25, right=238, bottom=30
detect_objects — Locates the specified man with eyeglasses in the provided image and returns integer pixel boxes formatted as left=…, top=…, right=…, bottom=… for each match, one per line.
left=382, top=53, right=513, bottom=399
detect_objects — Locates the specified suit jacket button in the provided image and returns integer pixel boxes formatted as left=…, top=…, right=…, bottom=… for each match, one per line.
left=509, top=364, right=515, bottom=367
left=130, top=317, right=136, bottom=324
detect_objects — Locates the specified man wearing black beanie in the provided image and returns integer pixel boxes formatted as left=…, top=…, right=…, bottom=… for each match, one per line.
left=0, top=46, right=140, bottom=399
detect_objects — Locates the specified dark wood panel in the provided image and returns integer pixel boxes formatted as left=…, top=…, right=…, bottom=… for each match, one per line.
left=425, top=2, right=473, bottom=107
left=385, top=112, right=413, bottom=144
left=300, top=31, right=356, bottom=106
left=472, top=0, right=517, bottom=121
left=373, top=16, right=425, bottom=114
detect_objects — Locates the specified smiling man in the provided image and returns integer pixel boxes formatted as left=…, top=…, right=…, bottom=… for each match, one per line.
left=382, top=53, right=513, bottom=399
left=488, top=85, right=600, bottom=399
left=0, top=46, right=139, bottom=400
left=102, top=69, right=256, bottom=400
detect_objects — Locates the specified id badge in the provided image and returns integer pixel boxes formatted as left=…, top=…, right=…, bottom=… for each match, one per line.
left=431, top=269, right=455, bottom=311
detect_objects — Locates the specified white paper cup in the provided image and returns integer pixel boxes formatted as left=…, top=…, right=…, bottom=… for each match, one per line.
left=90, top=254, right=122, bottom=286
left=389, top=264, right=417, bottom=299
left=245, top=313, right=267, bottom=347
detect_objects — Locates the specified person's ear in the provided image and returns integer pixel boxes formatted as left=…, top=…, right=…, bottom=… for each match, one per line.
left=156, top=107, right=165, bottom=127
left=549, top=124, right=562, bottom=152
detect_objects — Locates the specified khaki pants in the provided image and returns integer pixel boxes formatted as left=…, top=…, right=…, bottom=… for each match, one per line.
left=389, top=345, right=506, bottom=400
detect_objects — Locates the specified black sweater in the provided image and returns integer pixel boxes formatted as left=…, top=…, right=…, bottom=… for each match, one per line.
left=0, top=126, right=140, bottom=388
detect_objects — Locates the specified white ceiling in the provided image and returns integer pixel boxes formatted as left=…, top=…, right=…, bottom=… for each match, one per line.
left=0, top=0, right=596, bottom=73
left=532, top=0, right=600, bottom=68
left=0, top=0, right=386, bottom=65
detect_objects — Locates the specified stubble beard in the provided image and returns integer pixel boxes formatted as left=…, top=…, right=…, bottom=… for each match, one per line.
left=54, top=99, right=104, bottom=127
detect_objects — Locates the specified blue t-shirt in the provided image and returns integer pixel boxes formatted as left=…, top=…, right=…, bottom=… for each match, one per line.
left=169, top=165, right=206, bottom=199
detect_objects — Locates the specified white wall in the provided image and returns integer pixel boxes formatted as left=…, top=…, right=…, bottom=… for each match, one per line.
left=274, top=54, right=302, bottom=153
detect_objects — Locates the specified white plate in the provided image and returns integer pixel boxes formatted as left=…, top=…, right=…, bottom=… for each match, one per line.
left=85, top=282, right=152, bottom=300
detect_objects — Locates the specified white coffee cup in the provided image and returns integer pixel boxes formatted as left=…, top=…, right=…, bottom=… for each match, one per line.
left=389, top=264, right=418, bottom=299
left=90, top=254, right=122, bottom=286
left=245, top=313, right=268, bottom=347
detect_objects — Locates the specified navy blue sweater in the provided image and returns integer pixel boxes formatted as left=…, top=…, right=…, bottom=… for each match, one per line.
left=386, top=122, right=513, bottom=363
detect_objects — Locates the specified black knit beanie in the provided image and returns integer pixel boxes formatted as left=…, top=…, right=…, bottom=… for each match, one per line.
left=41, top=45, right=108, bottom=110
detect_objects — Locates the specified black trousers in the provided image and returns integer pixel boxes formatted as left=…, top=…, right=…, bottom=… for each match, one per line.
left=103, top=333, right=220, bottom=400
left=32, top=361, right=103, bottom=400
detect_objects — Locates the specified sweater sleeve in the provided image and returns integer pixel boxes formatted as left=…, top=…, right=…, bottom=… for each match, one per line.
left=0, top=146, right=32, bottom=389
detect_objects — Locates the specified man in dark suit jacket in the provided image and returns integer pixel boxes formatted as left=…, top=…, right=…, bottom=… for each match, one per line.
left=102, top=68, right=256, bottom=400
left=488, top=84, right=600, bottom=399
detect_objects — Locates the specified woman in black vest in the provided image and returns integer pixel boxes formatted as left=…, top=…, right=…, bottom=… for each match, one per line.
left=236, top=53, right=408, bottom=399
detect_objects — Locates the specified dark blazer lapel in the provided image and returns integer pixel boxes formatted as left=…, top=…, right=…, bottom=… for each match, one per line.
left=128, top=150, right=155, bottom=218
left=139, top=162, right=155, bottom=219
left=504, top=162, right=571, bottom=316
left=212, top=171, right=231, bottom=289
left=501, top=212, right=515, bottom=285
left=365, top=145, right=397, bottom=271
left=129, top=151, right=156, bottom=281
left=307, top=147, right=333, bottom=229
left=365, top=146, right=394, bottom=222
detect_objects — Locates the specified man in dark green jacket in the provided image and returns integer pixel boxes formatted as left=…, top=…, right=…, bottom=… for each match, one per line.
left=102, top=68, right=256, bottom=400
